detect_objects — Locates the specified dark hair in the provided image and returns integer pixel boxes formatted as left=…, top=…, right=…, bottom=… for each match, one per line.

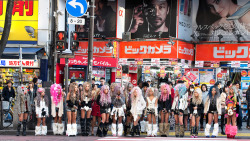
left=201, top=84, right=208, bottom=92
left=167, top=81, right=173, bottom=86
left=7, top=80, right=12, bottom=85
left=92, top=78, right=95, bottom=81
left=234, top=81, right=240, bottom=85
left=92, top=84, right=95, bottom=89
left=78, top=84, right=83, bottom=87
left=214, top=81, right=221, bottom=87
left=227, top=81, right=232, bottom=87
left=143, top=0, right=171, bottom=6
left=208, top=86, right=220, bottom=98
left=196, top=0, right=238, bottom=41
left=100, top=77, right=105, bottom=80
left=223, top=85, right=228, bottom=93
left=28, top=81, right=34, bottom=89
left=33, top=77, right=38, bottom=84
left=143, top=82, right=149, bottom=88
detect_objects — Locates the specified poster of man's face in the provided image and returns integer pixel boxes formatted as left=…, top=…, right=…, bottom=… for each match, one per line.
left=125, top=0, right=177, bottom=39
left=76, top=0, right=117, bottom=38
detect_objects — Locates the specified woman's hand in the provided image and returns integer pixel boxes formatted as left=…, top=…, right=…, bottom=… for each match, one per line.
left=129, top=5, right=144, bottom=33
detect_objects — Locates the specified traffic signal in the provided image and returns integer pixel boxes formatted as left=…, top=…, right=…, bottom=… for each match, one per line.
left=70, top=32, right=79, bottom=51
left=56, top=31, right=66, bottom=51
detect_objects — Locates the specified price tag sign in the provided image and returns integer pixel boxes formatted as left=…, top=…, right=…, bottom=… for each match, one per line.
left=68, top=18, right=85, bottom=25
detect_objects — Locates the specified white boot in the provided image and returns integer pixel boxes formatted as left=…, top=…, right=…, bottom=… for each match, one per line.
left=117, top=123, right=123, bottom=136
left=71, top=123, right=77, bottom=136
left=140, top=120, right=145, bottom=133
left=58, top=123, right=64, bottom=135
left=35, top=126, right=41, bottom=136
left=111, top=123, right=117, bottom=136
left=205, top=124, right=211, bottom=137
left=66, top=124, right=72, bottom=136
left=53, top=123, right=58, bottom=135
left=147, top=124, right=152, bottom=137
left=41, top=126, right=47, bottom=136
left=212, top=123, right=219, bottom=137
left=152, top=124, right=158, bottom=137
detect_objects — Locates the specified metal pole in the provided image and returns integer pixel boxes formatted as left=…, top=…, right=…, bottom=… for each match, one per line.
left=20, top=46, right=23, bottom=85
left=87, top=0, right=95, bottom=83
left=65, top=58, right=69, bottom=94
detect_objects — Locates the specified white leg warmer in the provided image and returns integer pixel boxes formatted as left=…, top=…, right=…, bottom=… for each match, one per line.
left=53, top=123, right=58, bottom=135
left=140, top=121, right=145, bottom=132
left=57, top=123, right=64, bottom=135
left=35, top=126, right=41, bottom=136
left=71, top=124, right=77, bottom=136
left=41, top=126, right=47, bottom=136
left=212, top=123, right=219, bottom=137
left=205, top=124, right=211, bottom=136
left=147, top=124, right=152, bottom=136
left=111, top=123, right=117, bottom=136
left=117, top=123, right=123, bottom=136
left=145, top=121, right=148, bottom=132
left=152, top=124, right=158, bottom=136
left=66, top=124, right=72, bottom=136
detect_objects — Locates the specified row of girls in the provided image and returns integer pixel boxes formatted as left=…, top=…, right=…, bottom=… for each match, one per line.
left=15, top=81, right=239, bottom=139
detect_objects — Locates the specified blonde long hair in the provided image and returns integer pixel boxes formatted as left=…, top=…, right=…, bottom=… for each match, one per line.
left=192, top=88, right=202, bottom=105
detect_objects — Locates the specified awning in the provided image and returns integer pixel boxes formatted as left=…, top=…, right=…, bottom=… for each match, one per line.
left=3, top=48, right=42, bottom=54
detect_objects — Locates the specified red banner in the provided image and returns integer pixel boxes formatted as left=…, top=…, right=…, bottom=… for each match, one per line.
left=60, top=56, right=117, bottom=67
left=178, top=41, right=195, bottom=61
left=75, top=41, right=118, bottom=58
left=119, top=41, right=177, bottom=58
left=129, top=63, right=137, bottom=73
left=196, top=44, right=250, bottom=61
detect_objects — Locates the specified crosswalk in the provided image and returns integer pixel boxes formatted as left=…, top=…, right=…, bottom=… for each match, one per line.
left=97, top=137, right=238, bottom=141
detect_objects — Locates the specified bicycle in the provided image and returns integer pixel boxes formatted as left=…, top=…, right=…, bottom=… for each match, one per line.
left=2, top=97, right=14, bottom=128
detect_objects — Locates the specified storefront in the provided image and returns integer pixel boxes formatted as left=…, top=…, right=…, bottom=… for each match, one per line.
left=195, top=43, right=250, bottom=120
left=57, top=41, right=118, bottom=85
left=0, top=59, right=40, bottom=92
left=118, top=40, right=194, bottom=86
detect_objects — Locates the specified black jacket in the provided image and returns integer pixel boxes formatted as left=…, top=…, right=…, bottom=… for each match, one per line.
left=2, top=86, right=15, bottom=101
left=97, top=95, right=111, bottom=110
left=189, top=98, right=204, bottom=115
left=158, top=96, right=172, bottom=112
left=246, top=90, right=250, bottom=106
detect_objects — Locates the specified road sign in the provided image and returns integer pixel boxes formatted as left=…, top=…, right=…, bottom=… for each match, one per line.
left=66, top=0, right=88, bottom=17
left=68, top=18, right=85, bottom=25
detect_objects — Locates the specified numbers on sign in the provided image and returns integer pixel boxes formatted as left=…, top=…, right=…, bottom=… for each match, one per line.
left=70, top=19, right=73, bottom=23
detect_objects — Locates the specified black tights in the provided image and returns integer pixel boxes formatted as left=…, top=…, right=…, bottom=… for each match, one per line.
left=248, top=107, right=250, bottom=126
left=221, top=114, right=225, bottom=129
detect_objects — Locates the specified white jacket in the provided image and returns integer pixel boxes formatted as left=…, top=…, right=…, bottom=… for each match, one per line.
left=35, top=99, right=49, bottom=118
left=204, top=95, right=222, bottom=115
left=51, top=96, right=64, bottom=117
left=131, top=95, right=146, bottom=120
left=171, top=92, right=188, bottom=111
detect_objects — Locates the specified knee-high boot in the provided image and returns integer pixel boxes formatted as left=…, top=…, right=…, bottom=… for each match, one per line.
left=16, top=121, right=22, bottom=136
left=190, top=126, right=195, bottom=138
left=80, top=118, right=86, bottom=136
left=22, top=120, right=27, bottom=136
left=195, top=126, right=198, bottom=138
left=180, top=125, right=185, bottom=137
left=97, top=122, right=104, bottom=137
left=86, top=118, right=91, bottom=136
left=103, top=122, right=109, bottom=137
left=175, top=124, right=180, bottom=137
left=159, top=123, right=164, bottom=137
left=164, top=123, right=170, bottom=137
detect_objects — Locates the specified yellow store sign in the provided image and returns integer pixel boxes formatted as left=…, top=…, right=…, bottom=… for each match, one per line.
left=0, top=0, right=38, bottom=43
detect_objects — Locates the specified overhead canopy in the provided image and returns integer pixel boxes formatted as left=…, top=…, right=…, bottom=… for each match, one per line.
left=3, top=48, right=42, bottom=54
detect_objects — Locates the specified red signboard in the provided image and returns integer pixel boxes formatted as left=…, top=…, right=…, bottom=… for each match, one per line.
left=184, top=71, right=197, bottom=82
left=210, top=79, right=216, bottom=85
left=177, top=41, right=195, bottom=61
left=217, top=73, right=223, bottom=78
left=129, top=63, right=137, bottom=73
left=196, top=44, right=250, bottom=61
left=248, top=71, right=250, bottom=77
left=60, top=56, right=117, bottom=67
left=119, top=41, right=177, bottom=59
left=241, top=70, right=247, bottom=77
left=75, top=41, right=118, bottom=58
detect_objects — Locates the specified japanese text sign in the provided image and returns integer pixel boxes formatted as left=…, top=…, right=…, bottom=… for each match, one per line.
left=0, top=59, right=39, bottom=68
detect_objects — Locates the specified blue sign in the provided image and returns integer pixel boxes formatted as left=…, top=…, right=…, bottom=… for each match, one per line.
left=66, top=0, right=88, bottom=17
left=1, top=60, right=6, bottom=66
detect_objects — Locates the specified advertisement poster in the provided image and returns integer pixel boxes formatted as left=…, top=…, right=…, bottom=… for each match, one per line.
left=69, top=70, right=86, bottom=80
left=192, top=0, right=250, bottom=42
left=75, top=0, right=117, bottom=38
left=144, top=66, right=151, bottom=74
left=125, top=0, right=177, bottom=39
left=199, top=69, right=214, bottom=85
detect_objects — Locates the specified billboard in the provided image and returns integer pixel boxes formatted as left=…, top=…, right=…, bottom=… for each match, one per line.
left=0, top=0, right=38, bottom=43
left=125, top=0, right=177, bottom=39
left=75, top=0, right=117, bottom=38
left=192, top=0, right=250, bottom=42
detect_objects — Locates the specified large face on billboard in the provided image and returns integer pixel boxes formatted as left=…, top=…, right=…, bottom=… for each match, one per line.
left=76, top=0, right=117, bottom=38
left=125, top=0, right=177, bottom=39
left=193, top=0, right=250, bottom=42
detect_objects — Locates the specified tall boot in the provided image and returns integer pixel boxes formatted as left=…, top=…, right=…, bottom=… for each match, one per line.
left=16, top=121, right=22, bottom=136
left=175, top=124, right=180, bottom=137
left=66, top=124, right=72, bottom=136
left=103, top=122, right=109, bottom=137
left=190, top=126, right=194, bottom=138
left=230, top=126, right=237, bottom=139
left=159, top=123, right=164, bottom=137
left=164, top=123, right=170, bottom=137
left=125, top=125, right=131, bottom=136
left=180, top=125, right=185, bottom=137
left=80, top=118, right=86, bottom=136
left=97, top=122, right=104, bottom=137
left=130, top=125, right=135, bottom=136
left=221, top=124, right=225, bottom=135
left=22, top=120, right=27, bottom=136
left=195, top=126, right=198, bottom=138
left=225, top=124, right=231, bottom=138
left=86, top=118, right=91, bottom=136
left=135, top=125, right=140, bottom=136
left=205, top=124, right=211, bottom=138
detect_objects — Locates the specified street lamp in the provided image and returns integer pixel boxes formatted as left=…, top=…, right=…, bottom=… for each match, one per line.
left=25, top=26, right=35, bottom=38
